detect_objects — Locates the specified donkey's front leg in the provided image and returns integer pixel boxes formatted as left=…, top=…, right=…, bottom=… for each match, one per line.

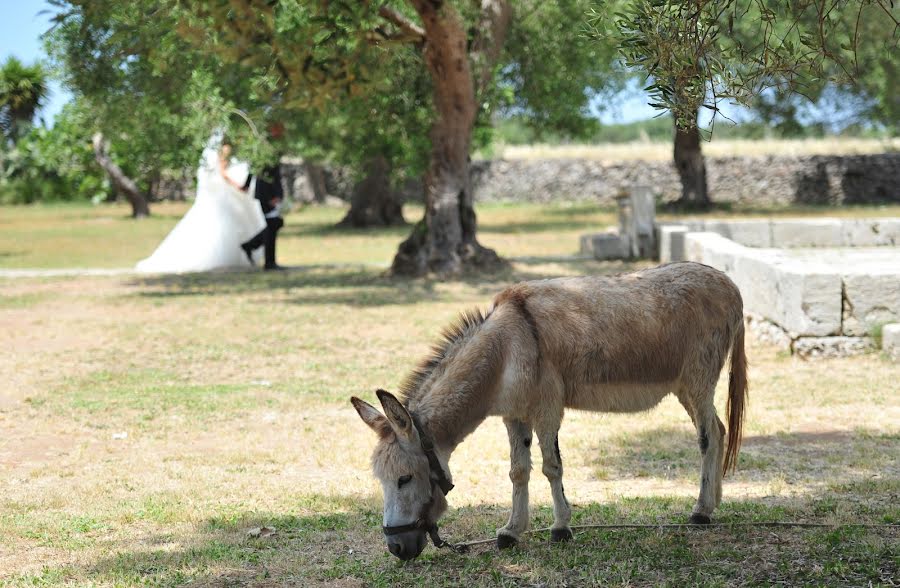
left=497, top=418, right=532, bottom=549
left=535, top=424, right=573, bottom=542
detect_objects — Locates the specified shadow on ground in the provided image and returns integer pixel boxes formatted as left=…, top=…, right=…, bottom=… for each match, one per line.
left=584, top=426, right=900, bottom=485
left=126, top=258, right=642, bottom=308
left=38, top=478, right=898, bottom=587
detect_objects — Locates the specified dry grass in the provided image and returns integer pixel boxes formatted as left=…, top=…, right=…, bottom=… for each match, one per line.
left=1, top=203, right=898, bottom=586
left=492, top=137, right=900, bottom=161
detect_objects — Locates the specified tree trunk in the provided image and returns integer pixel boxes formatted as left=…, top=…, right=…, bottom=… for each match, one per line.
left=306, top=162, right=327, bottom=204
left=672, top=109, right=710, bottom=210
left=92, top=133, right=150, bottom=218
left=147, top=170, right=161, bottom=202
left=338, top=155, right=405, bottom=228
left=391, top=1, right=508, bottom=277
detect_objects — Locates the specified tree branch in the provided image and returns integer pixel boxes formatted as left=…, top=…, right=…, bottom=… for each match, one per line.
left=378, top=6, right=425, bottom=40
left=92, top=133, right=150, bottom=217
left=470, top=0, right=513, bottom=101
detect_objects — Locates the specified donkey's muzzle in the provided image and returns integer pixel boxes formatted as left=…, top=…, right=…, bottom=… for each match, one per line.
left=385, top=529, right=427, bottom=560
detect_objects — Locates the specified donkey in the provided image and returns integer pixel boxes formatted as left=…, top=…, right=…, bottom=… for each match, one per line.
left=351, top=261, right=748, bottom=560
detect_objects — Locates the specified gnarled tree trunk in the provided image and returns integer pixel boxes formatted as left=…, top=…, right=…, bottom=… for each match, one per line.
left=338, top=155, right=405, bottom=227
left=672, top=108, right=710, bottom=210
left=390, top=1, right=509, bottom=277
left=92, top=133, right=150, bottom=218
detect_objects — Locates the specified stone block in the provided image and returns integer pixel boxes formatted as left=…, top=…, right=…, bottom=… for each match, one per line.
left=732, top=253, right=781, bottom=320
left=717, top=220, right=773, bottom=248
left=841, top=274, right=900, bottom=336
left=684, top=232, right=843, bottom=336
left=697, top=220, right=772, bottom=247
left=840, top=219, right=900, bottom=247
left=882, top=324, right=900, bottom=360
left=581, top=232, right=628, bottom=260
left=774, top=263, right=843, bottom=336
left=658, top=225, right=689, bottom=263
left=877, top=219, right=900, bottom=245
left=771, top=219, right=843, bottom=248
left=679, top=220, right=708, bottom=232
left=683, top=232, right=746, bottom=275
left=579, top=233, right=598, bottom=255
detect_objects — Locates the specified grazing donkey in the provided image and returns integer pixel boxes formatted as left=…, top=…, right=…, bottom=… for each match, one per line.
left=352, top=262, right=748, bottom=560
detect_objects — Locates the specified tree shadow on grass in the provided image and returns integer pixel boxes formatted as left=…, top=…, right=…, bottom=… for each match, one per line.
left=279, top=221, right=412, bottom=239
left=478, top=213, right=617, bottom=235
left=128, top=266, right=436, bottom=307
left=125, top=258, right=644, bottom=308
left=50, top=480, right=898, bottom=588
left=583, top=425, right=899, bottom=489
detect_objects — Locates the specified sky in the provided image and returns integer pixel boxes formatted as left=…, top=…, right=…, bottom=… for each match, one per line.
left=0, top=0, right=69, bottom=123
left=0, top=0, right=740, bottom=128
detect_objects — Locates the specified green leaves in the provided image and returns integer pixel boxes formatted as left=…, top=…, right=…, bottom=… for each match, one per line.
left=0, top=57, right=49, bottom=145
left=588, top=0, right=899, bottom=130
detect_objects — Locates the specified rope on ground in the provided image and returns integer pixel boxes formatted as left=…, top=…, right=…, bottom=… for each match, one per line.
left=450, top=521, right=900, bottom=550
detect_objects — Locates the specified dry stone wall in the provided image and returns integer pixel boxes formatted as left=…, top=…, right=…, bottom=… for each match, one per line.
left=465, top=153, right=900, bottom=206
left=162, top=153, right=899, bottom=206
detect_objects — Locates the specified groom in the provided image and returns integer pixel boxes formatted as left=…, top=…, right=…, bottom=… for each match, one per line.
left=241, top=123, right=286, bottom=271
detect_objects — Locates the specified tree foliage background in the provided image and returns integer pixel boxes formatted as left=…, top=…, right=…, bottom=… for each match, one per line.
left=2, top=0, right=897, bottom=214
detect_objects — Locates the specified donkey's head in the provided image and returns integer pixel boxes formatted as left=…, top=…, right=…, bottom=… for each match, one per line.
left=351, top=390, right=450, bottom=560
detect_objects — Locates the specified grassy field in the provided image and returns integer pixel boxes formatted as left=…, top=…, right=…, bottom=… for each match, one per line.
left=3, top=200, right=900, bottom=270
left=1, top=203, right=898, bottom=586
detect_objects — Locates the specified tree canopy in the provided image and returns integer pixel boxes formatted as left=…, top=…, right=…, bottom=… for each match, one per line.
left=0, top=57, right=49, bottom=146
left=591, top=0, right=899, bottom=130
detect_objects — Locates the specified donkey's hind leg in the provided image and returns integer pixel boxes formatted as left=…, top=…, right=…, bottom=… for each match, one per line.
left=534, top=421, right=573, bottom=542
left=677, top=387, right=725, bottom=524
left=498, top=418, right=533, bottom=549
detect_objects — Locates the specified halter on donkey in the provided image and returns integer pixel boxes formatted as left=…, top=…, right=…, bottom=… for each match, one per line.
left=352, top=262, right=748, bottom=560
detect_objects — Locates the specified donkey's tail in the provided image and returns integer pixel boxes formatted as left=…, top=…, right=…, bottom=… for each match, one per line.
left=723, top=321, right=748, bottom=475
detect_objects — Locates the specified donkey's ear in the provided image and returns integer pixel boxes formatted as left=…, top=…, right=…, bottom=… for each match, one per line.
left=351, top=396, right=390, bottom=435
left=376, top=389, right=413, bottom=438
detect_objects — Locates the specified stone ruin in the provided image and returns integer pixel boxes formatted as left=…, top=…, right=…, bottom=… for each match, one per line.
left=581, top=193, right=900, bottom=360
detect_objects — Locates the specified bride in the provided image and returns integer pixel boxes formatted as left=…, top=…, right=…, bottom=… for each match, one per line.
left=135, top=134, right=266, bottom=273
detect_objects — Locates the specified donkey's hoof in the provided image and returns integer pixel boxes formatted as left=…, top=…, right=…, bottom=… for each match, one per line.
left=689, top=513, right=712, bottom=525
left=550, top=528, right=573, bottom=542
left=497, top=533, right=518, bottom=550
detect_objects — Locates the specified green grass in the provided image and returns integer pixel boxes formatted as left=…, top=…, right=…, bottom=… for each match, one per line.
left=0, top=201, right=619, bottom=269
left=6, top=497, right=897, bottom=587
left=2, top=200, right=899, bottom=269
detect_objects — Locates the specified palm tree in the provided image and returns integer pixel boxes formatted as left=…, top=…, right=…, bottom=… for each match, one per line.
left=0, top=57, right=49, bottom=146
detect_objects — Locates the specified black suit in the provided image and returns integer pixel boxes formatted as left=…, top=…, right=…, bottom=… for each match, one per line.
left=241, top=164, right=284, bottom=268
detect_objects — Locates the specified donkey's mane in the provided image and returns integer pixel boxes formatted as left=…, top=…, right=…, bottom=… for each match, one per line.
left=398, top=308, right=488, bottom=406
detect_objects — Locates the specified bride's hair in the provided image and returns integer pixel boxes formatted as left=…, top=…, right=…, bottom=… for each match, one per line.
left=219, top=137, right=235, bottom=159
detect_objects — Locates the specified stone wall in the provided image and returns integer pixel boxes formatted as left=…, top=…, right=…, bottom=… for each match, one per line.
left=465, top=153, right=900, bottom=206
left=163, top=152, right=900, bottom=206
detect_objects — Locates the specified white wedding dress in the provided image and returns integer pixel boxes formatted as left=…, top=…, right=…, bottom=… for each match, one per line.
left=136, top=146, right=267, bottom=273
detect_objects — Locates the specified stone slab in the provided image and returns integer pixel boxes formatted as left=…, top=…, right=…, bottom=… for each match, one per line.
left=580, top=231, right=629, bottom=260
left=693, top=219, right=773, bottom=248
left=840, top=219, right=900, bottom=247
left=771, top=219, right=844, bottom=248
left=774, top=262, right=843, bottom=336
left=842, top=274, right=900, bottom=336
left=665, top=217, right=899, bottom=249
left=683, top=233, right=843, bottom=336
left=658, top=225, right=689, bottom=263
